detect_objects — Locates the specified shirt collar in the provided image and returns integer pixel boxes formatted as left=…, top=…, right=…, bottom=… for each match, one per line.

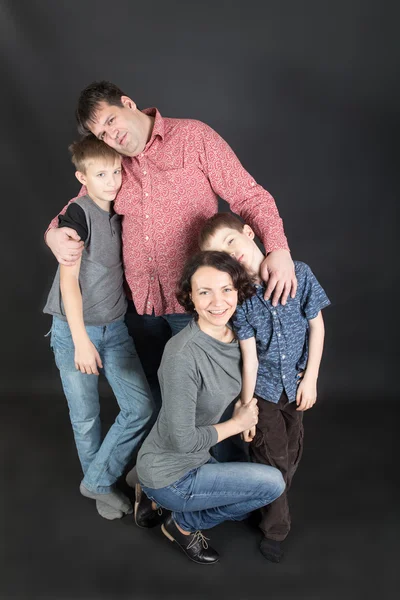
left=142, top=107, right=165, bottom=144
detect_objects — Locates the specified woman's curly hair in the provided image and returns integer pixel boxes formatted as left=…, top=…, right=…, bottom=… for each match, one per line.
left=176, top=251, right=255, bottom=317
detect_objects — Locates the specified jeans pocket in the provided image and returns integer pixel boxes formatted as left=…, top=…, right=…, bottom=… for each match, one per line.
left=170, top=468, right=196, bottom=500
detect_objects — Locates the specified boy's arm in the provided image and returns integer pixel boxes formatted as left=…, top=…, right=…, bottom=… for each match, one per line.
left=45, top=186, right=87, bottom=265
left=296, top=311, right=325, bottom=411
left=239, top=337, right=259, bottom=405
left=239, top=337, right=259, bottom=442
left=60, top=259, right=103, bottom=375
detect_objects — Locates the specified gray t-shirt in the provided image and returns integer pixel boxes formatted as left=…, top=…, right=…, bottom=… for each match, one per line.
left=136, top=320, right=242, bottom=489
left=43, top=195, right=127, bottom=325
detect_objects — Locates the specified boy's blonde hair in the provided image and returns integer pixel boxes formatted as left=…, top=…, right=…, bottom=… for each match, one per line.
left=199, top=213, right=245, bottom=248
left=68, top=135, right=121, bottom=173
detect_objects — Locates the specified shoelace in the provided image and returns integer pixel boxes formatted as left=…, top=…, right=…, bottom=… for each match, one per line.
left=186, top=530, right=210, bottom=550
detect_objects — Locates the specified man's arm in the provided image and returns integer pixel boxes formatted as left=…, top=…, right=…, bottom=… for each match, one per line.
left=296, top=311, right=325, bottom=411
left=60, top=258, right=103, bottom=375
left=197, top=121, right=296, bottom=305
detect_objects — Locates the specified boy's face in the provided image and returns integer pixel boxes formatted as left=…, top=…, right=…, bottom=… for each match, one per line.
left=76, top=157, right=122, bottom=206
left=202, top=225, right=259, bottom=273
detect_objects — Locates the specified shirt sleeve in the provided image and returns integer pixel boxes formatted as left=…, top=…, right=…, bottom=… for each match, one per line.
left=196, top=121, right=289, bottom=253
left=159, top=349, right=219, bottom=453
left=298, top=263, right=331, bottom=320
left=232, top=303, right=256, bottom=341
left=44, top=185, right=88, bottom=239
left=58, top=202, right=89, bottom=243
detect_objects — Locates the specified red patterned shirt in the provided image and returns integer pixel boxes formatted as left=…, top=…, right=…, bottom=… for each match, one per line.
left=47, top=108, right=289, bottom=316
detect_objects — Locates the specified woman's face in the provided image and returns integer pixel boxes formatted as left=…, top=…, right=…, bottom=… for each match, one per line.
left=190, top=266, right=238, bottom=331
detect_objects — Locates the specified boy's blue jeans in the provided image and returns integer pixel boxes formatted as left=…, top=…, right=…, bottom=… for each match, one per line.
left=141, top=457, right=285, bottom=532
left=51, top=317, right=155, bottom=493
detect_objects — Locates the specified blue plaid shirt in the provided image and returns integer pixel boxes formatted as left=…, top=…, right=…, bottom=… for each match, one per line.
left=232, top=261, right=330, bottom=404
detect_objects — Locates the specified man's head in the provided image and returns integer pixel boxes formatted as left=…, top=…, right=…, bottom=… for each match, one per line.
left=76, top=81, right=149, bottom=157
left=69, top=136, right=122, bottom=206
left=199, top=213, right=265, bottom=276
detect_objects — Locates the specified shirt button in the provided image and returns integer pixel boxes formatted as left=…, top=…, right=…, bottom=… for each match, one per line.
left=282, top=375, right=286, bottom=379
left=140, top=152, right=145, bottom=157
left=145, top=214, right=149, bottom=218
left=282, top=355, right=286, bottom=359
left=145, top=192, right=149, bottom=197
left=145, top=235, right=149, bottom=241
left=143, top=170, right=147, bottom=175
left=150, top=276, right=154, bottom=281
left=251, top=181, right=255, bottom=186
left=277, top=333, right=281, bottom=337
left=148, top=257, right=152, bottom=261
left=273, top=311, right=277, bottom=316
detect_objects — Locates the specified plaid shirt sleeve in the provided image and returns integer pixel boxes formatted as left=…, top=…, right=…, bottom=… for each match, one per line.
left=232, top=302, right=256, bottom=340
left=299, top=263, right=331, bottom=320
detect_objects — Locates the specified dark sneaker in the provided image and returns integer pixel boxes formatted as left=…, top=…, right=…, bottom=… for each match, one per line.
left=161, top=515, right=219, bottom=565
left=134, top=483, right=165, bottom=528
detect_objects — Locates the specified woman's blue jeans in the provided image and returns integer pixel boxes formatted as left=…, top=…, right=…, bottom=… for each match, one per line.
left=141, top=457, right=285, bottom=532
left=51, top=317, right=155, bottom=493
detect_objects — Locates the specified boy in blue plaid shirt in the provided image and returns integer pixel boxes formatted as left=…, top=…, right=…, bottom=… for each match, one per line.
left=200, top=213, right=330, bottom=562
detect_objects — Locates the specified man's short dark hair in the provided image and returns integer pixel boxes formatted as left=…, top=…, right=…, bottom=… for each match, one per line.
left=176, top=250, right=255, bottom=317
left=75, top=81, right=127, bottom=136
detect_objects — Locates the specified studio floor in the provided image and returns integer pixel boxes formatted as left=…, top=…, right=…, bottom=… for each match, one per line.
left=1, top=384, right=397, bottom=600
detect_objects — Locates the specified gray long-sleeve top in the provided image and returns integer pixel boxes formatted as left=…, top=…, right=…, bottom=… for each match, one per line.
left=136, top=320, right=242, bottom=489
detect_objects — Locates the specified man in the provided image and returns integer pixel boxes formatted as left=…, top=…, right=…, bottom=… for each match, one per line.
left=46, top=81, right=296, bottom=406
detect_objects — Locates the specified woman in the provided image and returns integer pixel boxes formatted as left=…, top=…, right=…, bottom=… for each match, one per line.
left=134, top=251, right=285, bottom=564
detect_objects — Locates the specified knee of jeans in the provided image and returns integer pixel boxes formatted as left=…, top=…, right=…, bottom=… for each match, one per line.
left=262, top=466, right=286, bottom=499
left=70, top=414, right=99, bottom=436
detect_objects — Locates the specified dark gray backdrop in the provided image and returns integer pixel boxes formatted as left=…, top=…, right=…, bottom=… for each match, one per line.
left=1, top=0, right=397, bottom=399
left=1, top=2, right=399, bottom=599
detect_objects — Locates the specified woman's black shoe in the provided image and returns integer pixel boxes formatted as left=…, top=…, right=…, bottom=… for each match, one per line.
left=161, top=515, right=219, bottom=565
left=134, top=483, right=165, bottom=528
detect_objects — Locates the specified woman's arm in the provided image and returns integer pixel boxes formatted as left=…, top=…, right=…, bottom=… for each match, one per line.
left=160, top=351, right=258, bottom=453
left=213, top=398, right=258, bottom=443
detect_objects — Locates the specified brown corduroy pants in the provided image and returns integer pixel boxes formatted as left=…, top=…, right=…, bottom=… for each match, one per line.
left=251, top=391, right=304, bottom=541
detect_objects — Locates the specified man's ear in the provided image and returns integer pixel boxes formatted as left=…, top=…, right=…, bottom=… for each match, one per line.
left=120, top=96, right=137, bottom=111
left=75, top=171, right=86, bottom=186
left=243, top=224, right=255, bottom=240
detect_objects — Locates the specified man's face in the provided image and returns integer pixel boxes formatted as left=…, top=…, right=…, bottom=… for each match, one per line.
left=202, top=225, right=257, bottom=273
left=88, top=98, right=145, bottom=157
left=77, top=157, right=122, bottom=207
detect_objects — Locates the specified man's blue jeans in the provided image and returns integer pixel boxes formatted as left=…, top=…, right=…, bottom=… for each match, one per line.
left=51, top=317, right=155, bottom=493
left=125, top=301, right=192, bottom=409
left=141, top=457, right=285, bottom=532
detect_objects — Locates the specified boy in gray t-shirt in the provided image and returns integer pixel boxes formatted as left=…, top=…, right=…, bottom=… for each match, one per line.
left=44, top=136, right=154, bottom=520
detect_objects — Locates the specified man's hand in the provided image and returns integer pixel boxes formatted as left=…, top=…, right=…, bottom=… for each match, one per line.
left=296, top=372, right=317, bottom=411
left=260, top=249, right=297, bottom=306
left=241, top=425, right=256, bottom=442
left=46, top=227, right=84, bottom=266
left=74, top=339, right=103, bottom=375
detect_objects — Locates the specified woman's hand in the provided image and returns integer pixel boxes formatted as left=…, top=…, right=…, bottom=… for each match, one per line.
left=232, top=397, right=258, bottom=432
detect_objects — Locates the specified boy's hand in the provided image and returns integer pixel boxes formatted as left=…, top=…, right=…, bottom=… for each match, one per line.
left=296, top=372, right=317, bottom=411
left=46, top=227, right=84, bottom=266
left=74, top=339, right=103, bottom=375
left=260, top=249, right=297, bottom=307
left=241, top=426, right=256, bottom=442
